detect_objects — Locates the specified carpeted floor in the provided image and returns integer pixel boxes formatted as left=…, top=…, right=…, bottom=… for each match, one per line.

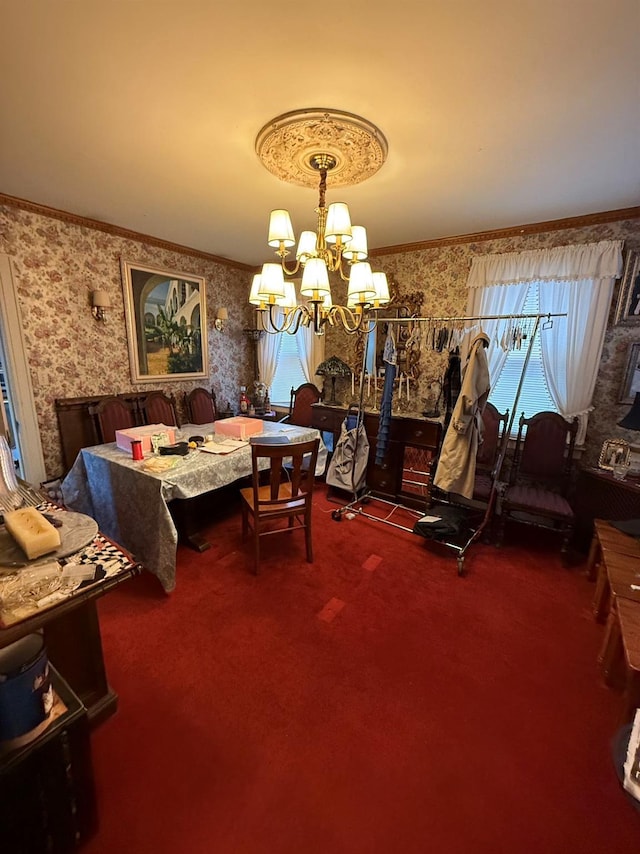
left=83, top=485, right=640, bottom=853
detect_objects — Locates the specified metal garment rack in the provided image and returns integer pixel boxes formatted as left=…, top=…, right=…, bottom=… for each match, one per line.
left=330, top=311, right=567, bottom=575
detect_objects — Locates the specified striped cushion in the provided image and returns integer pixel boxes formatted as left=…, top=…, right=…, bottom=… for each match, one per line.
left=505, top=485, right=573, bottom=518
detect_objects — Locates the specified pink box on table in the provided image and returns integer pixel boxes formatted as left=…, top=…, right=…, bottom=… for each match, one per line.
left=115, top=424, right=176, bottom=454
left=214, top=417, right=264, bottom=441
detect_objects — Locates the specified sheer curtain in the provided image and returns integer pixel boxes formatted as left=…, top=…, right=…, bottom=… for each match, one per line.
left=296, top=322, right=325, bottom=389
left=466, top=240, right=623, bottom=443
left=257, top=309, right=283, bottom=391
left=466, top=280, right=529, bottom=382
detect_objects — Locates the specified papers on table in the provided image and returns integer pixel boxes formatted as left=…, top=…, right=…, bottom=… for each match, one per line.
left=200, top=438, right=249, bottom=455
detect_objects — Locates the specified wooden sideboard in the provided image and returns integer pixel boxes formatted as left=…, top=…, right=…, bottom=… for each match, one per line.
left=311, top=403, right=443, bottom=508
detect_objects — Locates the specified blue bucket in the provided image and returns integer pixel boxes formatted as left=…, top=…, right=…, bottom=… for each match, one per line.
left=0, top=634, right=51, bottom=742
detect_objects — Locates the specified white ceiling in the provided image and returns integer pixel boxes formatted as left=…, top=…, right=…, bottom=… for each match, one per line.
left=1, top=1, right=638, bottom=268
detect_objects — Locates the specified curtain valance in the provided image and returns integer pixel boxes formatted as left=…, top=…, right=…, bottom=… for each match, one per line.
left=467, top=239, right=623, bottom=288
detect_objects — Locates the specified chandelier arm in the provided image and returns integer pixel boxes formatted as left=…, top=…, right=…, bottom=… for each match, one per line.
left=279, top=255, right=302, bottom=276
left=259, top=305, right=292, bottom=334
left=328, top=305, right=368, bottom=335
left=285, top=308, right=305, bottom=335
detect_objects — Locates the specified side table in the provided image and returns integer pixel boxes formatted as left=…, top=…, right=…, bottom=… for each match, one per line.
left=574, top=466, right=640, bottom=552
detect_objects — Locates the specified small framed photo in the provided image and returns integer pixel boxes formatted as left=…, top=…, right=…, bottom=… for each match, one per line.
left=121, top=260, right=209, bottom=383
left=614, top=250, right=640, bottom=325
left=598, top=438, right=630, bottom=471
left=619, top=342, right=640, bottom=404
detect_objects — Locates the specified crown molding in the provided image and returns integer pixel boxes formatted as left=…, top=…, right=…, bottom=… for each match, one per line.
left=3, top=191, right=638, bottom=270
left=369, top=207, right=640, bottom=257
left=0, top=193, right=255, bottom=272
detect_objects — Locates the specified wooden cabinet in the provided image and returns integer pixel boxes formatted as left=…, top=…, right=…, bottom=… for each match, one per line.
left=573, top=465, right=640, bottom=550
left=0, top=668, right=98, bottom=852
left=311, top=403, right=442, bottom=508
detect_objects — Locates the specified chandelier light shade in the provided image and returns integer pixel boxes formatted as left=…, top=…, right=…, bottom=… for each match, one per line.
left=253, top=108, right=391, bottom=335
left=268, top=210, right=295, bottom=248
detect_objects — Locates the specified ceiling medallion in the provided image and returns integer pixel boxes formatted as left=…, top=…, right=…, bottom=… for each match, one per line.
left=255, top=108, right=388, bottom=188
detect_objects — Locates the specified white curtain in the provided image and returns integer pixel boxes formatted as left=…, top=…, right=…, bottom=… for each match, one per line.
left=466, top=281, right=529, bottom=384
left=466, top=240, right=623, bottom=444
left=256, top=309, right=283, bottom=391
left=296, top=323, right=325, bottom=389
left=538, top=277, right=615, bottom=444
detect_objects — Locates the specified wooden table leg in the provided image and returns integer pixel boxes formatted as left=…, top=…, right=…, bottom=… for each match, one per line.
left=600, top=605, right=624, bottom=685
left=593, top=558, right=611, bottom=622
left=586, top=529, right=601, bottom=582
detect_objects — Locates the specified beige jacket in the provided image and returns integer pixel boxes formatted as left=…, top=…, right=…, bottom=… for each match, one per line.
left=433, top=333, right=491, bottom=499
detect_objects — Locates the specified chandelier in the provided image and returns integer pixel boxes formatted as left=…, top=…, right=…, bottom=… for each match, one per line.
left=251, top=109, right=391, bottom=336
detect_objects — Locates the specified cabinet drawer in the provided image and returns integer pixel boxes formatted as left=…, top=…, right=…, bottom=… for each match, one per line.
left=397, top=421, right=441, bottom=448
left=310, top=406, right=342, bottom=433
left=311, top=411, right=334, bottom=429
left=368, top=464, right=396, bottom=493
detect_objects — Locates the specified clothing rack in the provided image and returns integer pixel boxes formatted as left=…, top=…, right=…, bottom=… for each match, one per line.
left=330, top=311, right=567, bottom=575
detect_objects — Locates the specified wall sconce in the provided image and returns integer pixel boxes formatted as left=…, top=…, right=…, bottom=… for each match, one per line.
left=214, top=307, right=228, bottom=332
left=91, top=290, right=110, bottom=322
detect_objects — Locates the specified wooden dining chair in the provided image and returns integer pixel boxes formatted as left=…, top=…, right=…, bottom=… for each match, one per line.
left=240, top=437, right=320, bottom=574
left=89, top=396, right=136, bottom=444
left=141, top=390, right=179, bottom=427
left=472, top=402, right=509, bottom=503
left=496, top=410, right=579, bottom=558
left=185, top=387, right=218, bottom=424
left=283, top=383, right=321, bottom=427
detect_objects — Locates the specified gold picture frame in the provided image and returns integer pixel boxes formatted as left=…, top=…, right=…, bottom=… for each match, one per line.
left=614, top=250, right=640, bottom=325
left=619, top=342, right=640, bottom=404
left=598, top=438, right=630, bottom=471
left=121, top=260, right=209, bottom=383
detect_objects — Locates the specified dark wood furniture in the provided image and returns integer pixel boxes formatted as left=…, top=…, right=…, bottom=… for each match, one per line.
left=185, top=386, right=218, bottom=424
left=140, top=390, right=179, bottom=426
left=285, top=383, right=321, bottom=427
left=473, top=402, right=509, bottom=503
left=0, top=667, right=98, bottom=852
left=55, top=391, right=182, bottom=475
left=89, top=395, right=136, bottom=443
left=310, top=403, right=442, bottom=509
left=573, top=466, right=640, bottom=552
left=497, top=411, right=579, bottom=558
left=0, top=543, right=140, bottom=727
left=240, top=437, right=320, bottom=575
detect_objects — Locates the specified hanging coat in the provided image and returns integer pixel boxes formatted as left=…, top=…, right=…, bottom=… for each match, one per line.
left=433, top=333, right=491, bottom=499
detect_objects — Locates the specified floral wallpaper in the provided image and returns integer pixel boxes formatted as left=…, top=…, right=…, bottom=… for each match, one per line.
left=0, top=199, right=638, bottom=478
left=324, top=217, right=640, bottom=467
left=0, top=204, right=255, bottom=477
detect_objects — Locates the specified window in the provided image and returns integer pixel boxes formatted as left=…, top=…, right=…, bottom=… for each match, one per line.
left=488, top=282, right=557, bottom=424
left=270, top=332, right=307, bottom=406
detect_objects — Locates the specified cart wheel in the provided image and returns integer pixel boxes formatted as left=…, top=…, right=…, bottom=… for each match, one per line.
left=457, top=556, right=466, bottom=577
left=332, top=510, right=343, bottom=522
left=360, top=495, right=370, bottom=505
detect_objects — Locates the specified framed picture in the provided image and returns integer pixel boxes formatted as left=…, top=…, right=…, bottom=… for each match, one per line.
left=598, top=438, right=630, bottom=470
left=619, top=342, right=640, bottom=404
left=614, top=250, right=640, bottom=325
left=121, top=260, right=209, bottom=383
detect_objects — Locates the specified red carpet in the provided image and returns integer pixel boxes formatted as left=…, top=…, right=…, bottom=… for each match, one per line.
left=84, top=486, right=640, bottom=853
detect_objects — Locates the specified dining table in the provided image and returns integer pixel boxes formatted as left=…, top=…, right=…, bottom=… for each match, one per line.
left=61, top=421, right=320, bottom=593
